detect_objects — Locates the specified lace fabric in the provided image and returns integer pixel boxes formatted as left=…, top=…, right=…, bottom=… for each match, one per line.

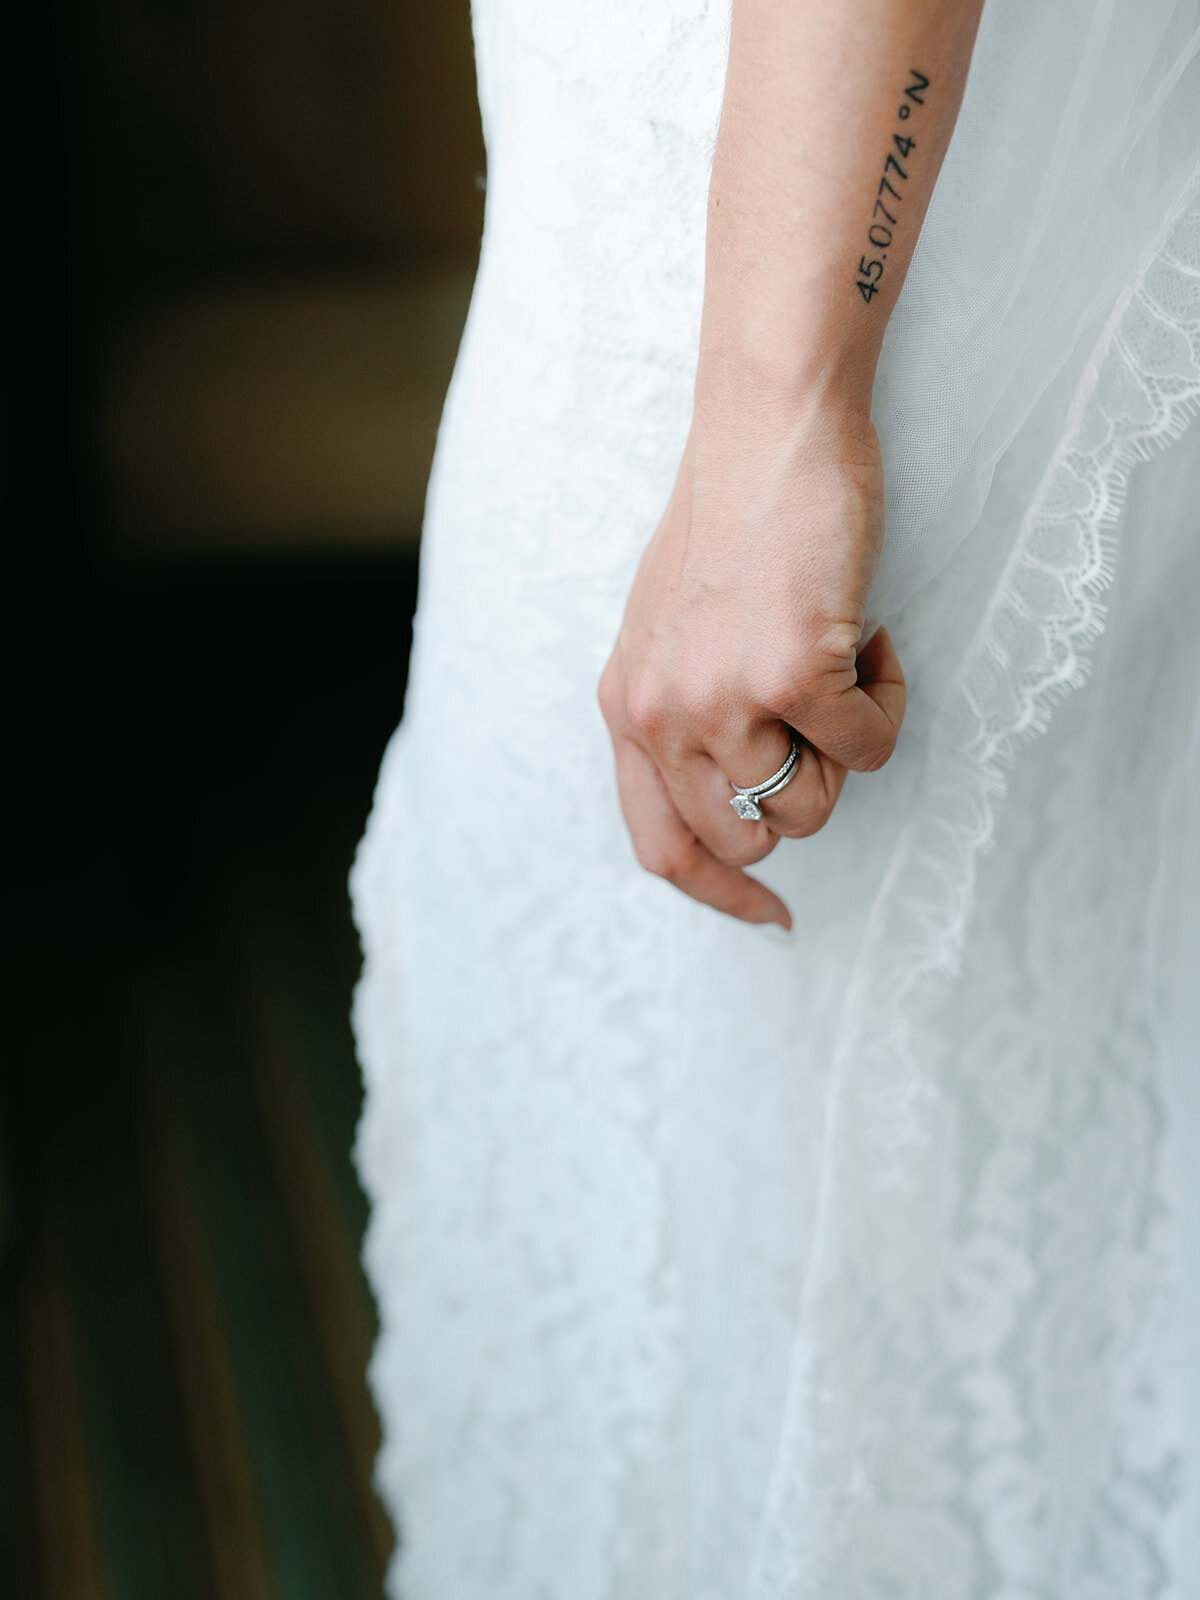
left=349, top=3, right=1200, bottom=1594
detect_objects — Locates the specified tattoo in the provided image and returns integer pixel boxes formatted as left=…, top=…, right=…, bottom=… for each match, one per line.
left=855, top=70, right=930, bottom=305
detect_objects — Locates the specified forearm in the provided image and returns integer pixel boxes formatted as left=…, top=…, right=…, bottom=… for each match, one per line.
left=696, top=0, right=985, bottom=422
left=604, top=1, right=979, bottom=923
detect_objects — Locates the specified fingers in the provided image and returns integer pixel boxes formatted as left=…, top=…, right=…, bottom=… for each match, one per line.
left=855, top=623, right=907, bottom=731
left=750, top=735, right=849, bottom=840
left=610, top=734, right=793, bottom=929
left=599, top=624, right=905, bottom=916
left=674, top=721, right=846, bottom=859
left=611, top=660, right=787, bottom=869
left=660, top=728, right=791, bottom=869
left=775, top=623, right=907, bottom=773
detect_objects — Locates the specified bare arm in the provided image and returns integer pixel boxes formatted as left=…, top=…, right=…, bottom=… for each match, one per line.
left=699, top=0, right=983, bottom=415
left=599, top=0, right=985, bottom=929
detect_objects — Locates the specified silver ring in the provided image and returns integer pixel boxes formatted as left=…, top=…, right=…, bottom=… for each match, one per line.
left=729, top=734, right=802, bottom=820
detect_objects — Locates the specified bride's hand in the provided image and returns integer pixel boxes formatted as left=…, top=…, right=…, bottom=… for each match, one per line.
left=598, top=399, right=906, bottom=930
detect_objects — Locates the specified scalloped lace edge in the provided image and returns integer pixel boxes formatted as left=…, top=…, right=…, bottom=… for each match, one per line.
left=750, top=168, right=1200, bottom=1600
left=858, top=169, right=1200, bottom=1156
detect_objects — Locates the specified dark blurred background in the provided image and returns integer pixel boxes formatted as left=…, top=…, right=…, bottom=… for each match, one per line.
left=5, top=3, right=485, bottom=1594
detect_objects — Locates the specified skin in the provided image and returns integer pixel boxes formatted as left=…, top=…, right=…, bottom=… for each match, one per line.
left=599, top=0, right=987, bottom=929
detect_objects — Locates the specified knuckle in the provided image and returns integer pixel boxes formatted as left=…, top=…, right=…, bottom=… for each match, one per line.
left=625, top=680, right=669, bottom=742
left=596, top=666, right=620, bottom=726
left=634, top=836, right=695, bottom=884
left=719, top=834, right=776, bottom=868
left=777, top=795, right=836, bottom=839
left=757, top=654, right=813, bottom=714
left=713, top=836, right=760, bottom=868
left=679, top=678, right=730, bottom=739
left=814, top=618, right=864, bottom=669
left=760, top=622, right=860, bottom=712
left=857, top=728, right=898, bottom=773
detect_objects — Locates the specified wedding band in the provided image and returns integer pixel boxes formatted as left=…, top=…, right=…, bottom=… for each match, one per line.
left=729, top=735, right=802, bottom=820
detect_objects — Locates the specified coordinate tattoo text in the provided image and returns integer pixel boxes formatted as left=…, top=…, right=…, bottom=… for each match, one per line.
left=855, top=70, right=930, bottom=305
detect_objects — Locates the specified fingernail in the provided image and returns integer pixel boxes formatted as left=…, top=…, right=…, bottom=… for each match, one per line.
left=753, top=920, right=795, bottom=947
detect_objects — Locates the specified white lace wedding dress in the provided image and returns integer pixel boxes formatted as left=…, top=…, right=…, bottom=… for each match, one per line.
left=349, top=3, right=1200, bottom=1595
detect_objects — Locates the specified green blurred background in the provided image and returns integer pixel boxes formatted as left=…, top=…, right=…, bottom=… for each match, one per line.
left=5, top=3, right=485, bottom=1594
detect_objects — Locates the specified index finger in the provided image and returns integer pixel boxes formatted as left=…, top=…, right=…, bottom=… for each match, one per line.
left=611, top=733, right=793, bottom=929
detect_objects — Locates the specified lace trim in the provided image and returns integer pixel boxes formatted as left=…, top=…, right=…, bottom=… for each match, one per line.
left=751, top=170, right=1200, bottom=1599
left=866, top=173, right=1200, bottom=1153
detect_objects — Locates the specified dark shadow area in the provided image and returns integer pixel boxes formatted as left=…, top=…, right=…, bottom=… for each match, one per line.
left=3, top=557, right=419, bottom=1598
left=4, top=0, right=483, bottom=1593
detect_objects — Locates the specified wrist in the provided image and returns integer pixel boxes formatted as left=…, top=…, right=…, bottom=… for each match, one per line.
left=695, top=169, right=888, bottom=428
left=693, top=229, right=883, bottom=428
left=690, top=325, right=880, bottom=465
left=693, top=330, right=877, bottom=434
